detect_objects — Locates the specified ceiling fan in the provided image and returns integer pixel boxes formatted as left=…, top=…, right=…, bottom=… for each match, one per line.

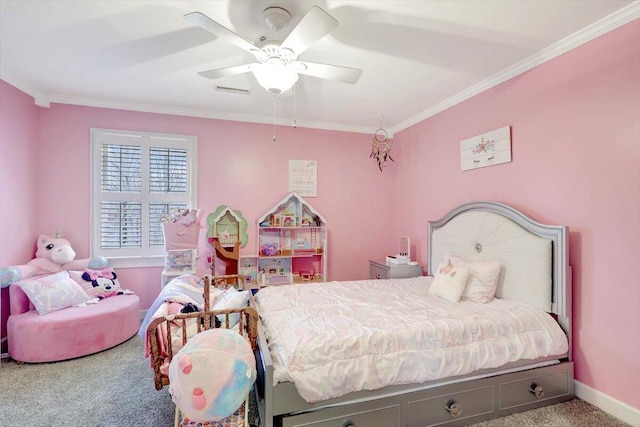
left=184, top=5, right=363, bottom=96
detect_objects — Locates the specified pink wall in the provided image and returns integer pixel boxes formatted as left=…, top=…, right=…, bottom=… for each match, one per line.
left=0, top=82, right=40, bottom=352
left=20, top=104, right=395, bottom=309
left=391, top=20, right=640, bottom=409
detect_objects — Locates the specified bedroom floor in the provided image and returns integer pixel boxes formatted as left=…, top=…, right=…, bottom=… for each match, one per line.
left=467, top=397, right=631, bottom=426
left=0, top=336, right=631, bottom=427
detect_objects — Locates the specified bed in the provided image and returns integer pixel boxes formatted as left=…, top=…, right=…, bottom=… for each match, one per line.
left=252, top=201, right=573, bottom=427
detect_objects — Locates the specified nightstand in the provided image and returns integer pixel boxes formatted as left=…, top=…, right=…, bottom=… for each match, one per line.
left=369, top=260, right=423, bottom=280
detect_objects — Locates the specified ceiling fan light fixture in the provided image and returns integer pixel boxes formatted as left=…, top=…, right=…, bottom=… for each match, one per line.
left=251, top=63, right=298, bottom=95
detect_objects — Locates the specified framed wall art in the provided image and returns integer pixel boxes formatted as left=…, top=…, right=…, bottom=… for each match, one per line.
left=460, top=126, right=511, bottom=171
left=289, top=160, right=317, bottom=197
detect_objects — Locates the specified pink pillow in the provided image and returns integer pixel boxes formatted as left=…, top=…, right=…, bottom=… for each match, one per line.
left=18, top=271, right=90, bottom=315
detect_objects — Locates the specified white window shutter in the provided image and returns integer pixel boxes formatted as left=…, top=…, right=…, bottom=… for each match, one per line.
left=91, top=129, right=197, bottom=266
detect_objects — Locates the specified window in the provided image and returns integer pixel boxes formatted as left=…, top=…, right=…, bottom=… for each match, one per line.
left=91, top=129, right=197, bottom=268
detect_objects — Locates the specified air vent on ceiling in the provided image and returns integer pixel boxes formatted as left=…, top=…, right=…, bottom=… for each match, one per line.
left=215, top=85, right=250, bottom=95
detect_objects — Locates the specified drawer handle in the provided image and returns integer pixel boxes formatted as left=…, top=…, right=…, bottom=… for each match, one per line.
left=375, top=273, right=381, bottom=279
left=445, top=400, right=462, bottom=418
left=342, top=420, right=355, bottom=427
left=529, top=383, right=545, bottom=398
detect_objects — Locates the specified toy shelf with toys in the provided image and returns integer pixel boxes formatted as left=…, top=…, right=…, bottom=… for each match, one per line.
left=256, top=192, right=327, bottom=286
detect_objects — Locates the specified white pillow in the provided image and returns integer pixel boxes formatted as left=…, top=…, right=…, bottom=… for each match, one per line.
left=213, top=288, right=250, bottom=327
left=429, top=261, right=470, bottom=303
left=448, top=255, right=501, bottom=303
left=208, top=287, right=227, bottom=306
left=18, top=271, right=90, bottom=315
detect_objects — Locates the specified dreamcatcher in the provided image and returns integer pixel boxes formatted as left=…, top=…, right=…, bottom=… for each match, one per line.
left=370, top=128, right=394, bottom=172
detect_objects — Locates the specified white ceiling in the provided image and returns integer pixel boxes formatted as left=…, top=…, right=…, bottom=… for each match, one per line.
left=1, top=1, right=637, bottom=136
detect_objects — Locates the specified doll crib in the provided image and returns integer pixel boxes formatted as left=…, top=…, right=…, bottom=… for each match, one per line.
left=146, top=274, right=258, bottom=427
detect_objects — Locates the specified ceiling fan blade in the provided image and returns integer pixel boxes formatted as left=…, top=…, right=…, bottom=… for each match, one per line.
left=198, top=64, right=252, bottom=80
left=281, top=6, right=338, bottom=56
left=296, top=61, right=363, bottom=84
left=184, top=12, right=258, bottom=55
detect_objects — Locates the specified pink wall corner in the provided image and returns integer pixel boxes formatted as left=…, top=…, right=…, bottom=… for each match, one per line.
left=35, top=106, right=394, bottom=307
left=392, top=20, right=640, bottom=409
left=0, top=80, right=40, bottom=351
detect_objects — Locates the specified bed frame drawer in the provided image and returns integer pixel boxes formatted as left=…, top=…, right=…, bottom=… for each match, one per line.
left=282, top=403, right=400, bottom=427
left=275, top=363, right=573, bottom=427
left=408, top=385, right=494, bottom=426
left=499, top=370, right=571, bottom=410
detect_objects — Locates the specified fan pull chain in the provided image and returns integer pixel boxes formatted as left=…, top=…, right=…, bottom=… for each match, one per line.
left=273, top=96, right=277, bottom=142
left=292, top=84, right=297, bottom=128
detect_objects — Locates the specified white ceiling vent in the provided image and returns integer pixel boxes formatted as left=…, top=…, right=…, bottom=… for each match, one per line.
left=215, top=86, right=250, bottom=95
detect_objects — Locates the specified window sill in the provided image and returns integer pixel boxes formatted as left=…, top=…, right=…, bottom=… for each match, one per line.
left=106, top=255, right=164, bottom=269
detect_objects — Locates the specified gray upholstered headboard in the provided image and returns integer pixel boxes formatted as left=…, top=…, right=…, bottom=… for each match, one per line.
left=427, top=201, right=571, bottom=337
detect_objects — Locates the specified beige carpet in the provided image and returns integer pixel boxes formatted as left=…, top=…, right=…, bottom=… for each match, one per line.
left=468, top=397, right=630, bottom=426
left=0, top=336, right=631, bottom=427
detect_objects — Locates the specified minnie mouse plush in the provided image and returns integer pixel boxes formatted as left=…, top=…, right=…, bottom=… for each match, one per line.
left=81, top=268, right=130, bottom=300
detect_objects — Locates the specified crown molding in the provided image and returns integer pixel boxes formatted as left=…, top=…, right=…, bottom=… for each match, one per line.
left=0, top=67, right=49, bottom=107
left=3, top=2, right=636, bottom=137
left=44, top=93, right=375, bottom=136
left=389, top=1, right=640, bottom=136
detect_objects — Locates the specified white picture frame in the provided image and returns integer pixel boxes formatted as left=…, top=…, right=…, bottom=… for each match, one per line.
left=460, top=126, right=511, bottom=171
left=289, top=160, right=317, bottom=197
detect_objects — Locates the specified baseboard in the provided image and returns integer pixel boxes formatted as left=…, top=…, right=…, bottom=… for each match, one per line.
left=575, top=380, right=640, bottom=426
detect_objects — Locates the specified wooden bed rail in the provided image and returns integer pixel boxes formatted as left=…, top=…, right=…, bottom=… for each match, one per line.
left=147, top=274, right=257, bottom=391
left=202, top=274, right=249, bottom=309
left=147, top=307, right=258, bottom=390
